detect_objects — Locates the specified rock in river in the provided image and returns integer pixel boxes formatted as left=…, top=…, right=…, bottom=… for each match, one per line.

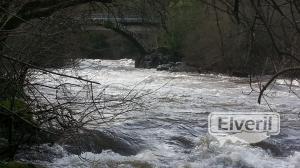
left=57, top=129, right=143, bottom=156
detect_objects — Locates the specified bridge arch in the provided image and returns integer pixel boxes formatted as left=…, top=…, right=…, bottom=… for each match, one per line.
left=82, top=18, right=160, bottom=66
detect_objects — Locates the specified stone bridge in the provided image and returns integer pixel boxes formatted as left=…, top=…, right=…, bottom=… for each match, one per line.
left=81, top=14, right=161, bottom=54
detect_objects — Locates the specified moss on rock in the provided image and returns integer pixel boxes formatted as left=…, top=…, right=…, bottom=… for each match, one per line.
left=0, top=161, right=41, bottom=168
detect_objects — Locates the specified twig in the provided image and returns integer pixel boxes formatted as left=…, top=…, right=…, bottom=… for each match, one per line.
left=0, top=54, right=101, bottom=85
left=258, top=67, right=300, bottom=104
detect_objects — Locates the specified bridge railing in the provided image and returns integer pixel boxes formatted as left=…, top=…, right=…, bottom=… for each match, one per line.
left=80, top=13, right=160, bottom=26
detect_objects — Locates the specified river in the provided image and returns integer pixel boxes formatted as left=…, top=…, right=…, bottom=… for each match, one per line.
left=27, top=59, right=300, bottom=168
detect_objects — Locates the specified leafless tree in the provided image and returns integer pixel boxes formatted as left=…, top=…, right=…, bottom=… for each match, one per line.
left=198, top=0, right=300, bottom=103
left=0, top=0, right=158, bottom=160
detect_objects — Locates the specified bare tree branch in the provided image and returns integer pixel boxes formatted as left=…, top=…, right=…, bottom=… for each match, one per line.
left=258, top=67, right=300, bottom=104
left=1, top=54, right=101, bottom=85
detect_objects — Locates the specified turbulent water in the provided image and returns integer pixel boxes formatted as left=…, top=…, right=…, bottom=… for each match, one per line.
left=27, top=59, right=300, bottom=168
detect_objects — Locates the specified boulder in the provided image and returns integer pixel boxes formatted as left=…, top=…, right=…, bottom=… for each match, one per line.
left=169, top=136, right=195, bottom=149
left=252, top=137, right=300, bottom=157
left=137, top=47, right=175, bottom=69
left=169, top=62, right=198, bottom=72
left=15, top=129, right=143, bottom=162
left=15, top=144, right=64, bottom=162
left=141, top=52, right=170, bottom=69
left=57, top=129, right=143, bottom=156
left=231, top=71, right=249, bottom=77
left=157, top=64, right=172, bottom=71
left=251, top=140, right=283, bottom=156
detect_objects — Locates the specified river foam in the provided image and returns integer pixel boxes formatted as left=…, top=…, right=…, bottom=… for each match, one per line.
left=28, top=59, right=300, bottom=168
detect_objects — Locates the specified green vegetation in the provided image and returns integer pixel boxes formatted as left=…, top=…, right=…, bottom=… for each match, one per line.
left=0, top=99, right=32, bottom=121
left=0, top=161, right=38, bottom=168
left=158, top=0, right=203, bottom=63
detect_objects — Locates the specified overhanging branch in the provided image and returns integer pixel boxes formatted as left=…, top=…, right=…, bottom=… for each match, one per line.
left=3, top=0, right=112, bottom=30
left=1, top=54, right=101, bottom=85
left=258, top=67, right=300, bottom=104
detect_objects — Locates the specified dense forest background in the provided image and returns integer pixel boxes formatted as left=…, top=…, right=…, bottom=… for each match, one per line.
left=3, top=0, right=300, bottom=74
